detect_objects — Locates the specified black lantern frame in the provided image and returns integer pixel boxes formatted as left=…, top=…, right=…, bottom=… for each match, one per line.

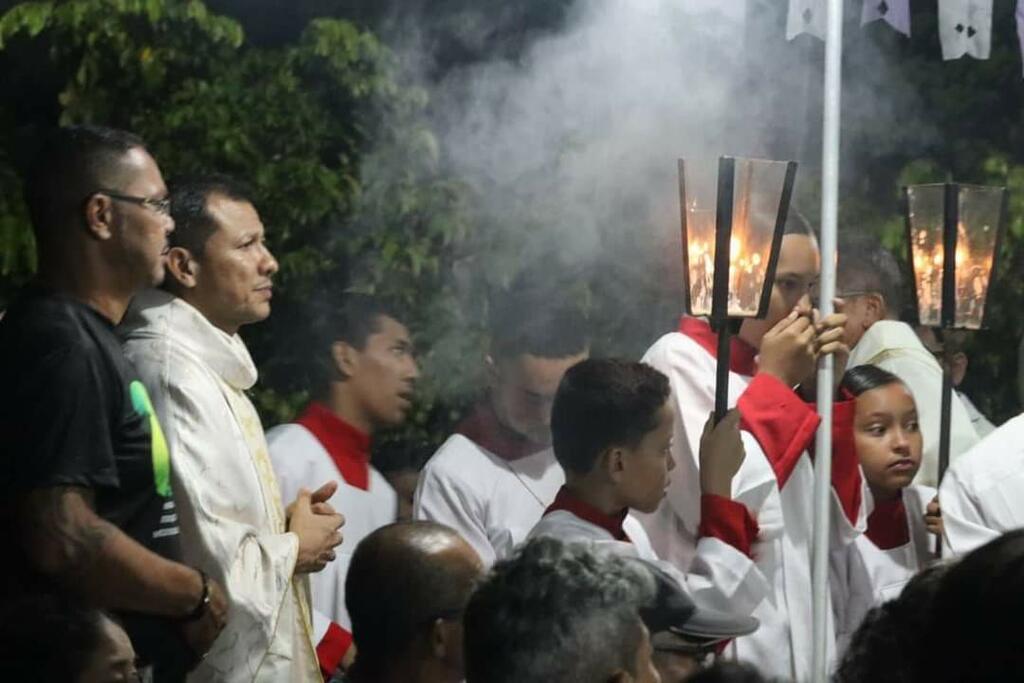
left=679, top=156, right=798, bottom=422
left=903, top=182, right=1006, bottom=555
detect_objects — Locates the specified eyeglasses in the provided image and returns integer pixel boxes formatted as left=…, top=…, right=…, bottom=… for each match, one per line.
left=94, top=189, right=171, bottom=216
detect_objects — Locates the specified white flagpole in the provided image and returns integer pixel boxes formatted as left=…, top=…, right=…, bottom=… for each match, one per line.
left=812, top=0, right=843, bottom=680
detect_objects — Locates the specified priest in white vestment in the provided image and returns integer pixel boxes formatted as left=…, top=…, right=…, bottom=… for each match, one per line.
left=121, top=177, right=345, bottom=681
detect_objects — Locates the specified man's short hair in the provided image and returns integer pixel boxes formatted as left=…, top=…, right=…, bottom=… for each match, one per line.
left=783, top=207, right=817, bottom=237
left=346, top=521, right=478, bottom=675
left=488, top=287, right=590, bottom=360
left=168, top=174, right=255, bottom=256
left=23, top=125, right=146, bottom=242
left=464, top=537, right=654, bottom=683
left=837, top=237, right=906, bottom=318
left=550, top=358, right=670, bottom=475
left=305, top=292, right=400, bottom=396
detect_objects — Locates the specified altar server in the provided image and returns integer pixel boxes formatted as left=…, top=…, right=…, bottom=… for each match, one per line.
left=829, top=365, right=940, bottom=655
left=414, top=290, right=588, bottom=566
left=529, top=358, right=766, bottom=631
left=637, top=213, right=866, bottom=681
left=268, top=294, right=419, bottom=665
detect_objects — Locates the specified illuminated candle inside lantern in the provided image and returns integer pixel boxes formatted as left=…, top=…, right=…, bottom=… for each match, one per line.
left=685, top=204, right=717, bottom=316
left=680, top=156, right=796, bottom=322
left=907, top=183, right=1003, bottom=331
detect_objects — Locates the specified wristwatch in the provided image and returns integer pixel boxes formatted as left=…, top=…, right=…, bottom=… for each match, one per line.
left=184, top=569, right=210, bottom=621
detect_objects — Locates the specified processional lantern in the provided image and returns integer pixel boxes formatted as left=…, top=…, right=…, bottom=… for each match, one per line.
left=903, top=182, right=1006, bottom=553
left=679, top=156, right=798, bottom=422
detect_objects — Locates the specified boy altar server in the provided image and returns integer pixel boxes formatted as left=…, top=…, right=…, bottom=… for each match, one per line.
left=529, top=358, right=766, bottom=624
left=638, top=216, right=867, bottom=681
left=414, top=291, right=588, bottom=566
left=838, top=238, right=979, bottom=486
left=268, top=294, right=419, bottom=665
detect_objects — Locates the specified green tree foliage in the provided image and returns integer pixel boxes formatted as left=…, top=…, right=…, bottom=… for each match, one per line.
left=0, top=0, right=475, bottom=441
left=2, top=0, right=1023, bottom=440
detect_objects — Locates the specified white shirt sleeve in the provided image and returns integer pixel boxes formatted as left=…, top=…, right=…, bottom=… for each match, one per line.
left=414, top=443, right=497, bottom=567
left=940, top=461, right=999, bottom=555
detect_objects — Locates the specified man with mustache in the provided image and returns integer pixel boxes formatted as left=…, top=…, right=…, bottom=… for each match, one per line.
left=268, top=293, right=421, bottom=669
left=120, top=175, right=344, bottom=682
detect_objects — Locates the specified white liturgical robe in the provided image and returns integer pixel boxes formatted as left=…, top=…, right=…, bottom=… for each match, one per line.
left=414, top=402, right=564, bottom=567
left=830, top=485, right=936, bottom=655
left=121, top=290, right=320, bottom=683
left=529, top=487, right=768, bottom=619
left=847, top=321, right=979, bottom=487
left=267, top=406, right=397, bottom=640
left=940, top=414, right=1024, bottom=555
left=637, top=318, right=868, bottom=682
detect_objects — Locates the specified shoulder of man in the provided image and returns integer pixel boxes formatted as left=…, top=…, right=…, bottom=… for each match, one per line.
left=421, top=433, right=493, bottom=482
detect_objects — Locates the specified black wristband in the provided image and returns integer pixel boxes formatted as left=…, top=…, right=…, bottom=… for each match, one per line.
left=183, top=569, right=210, bottom=622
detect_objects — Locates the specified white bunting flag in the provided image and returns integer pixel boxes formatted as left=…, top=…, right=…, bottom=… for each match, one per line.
left=938, top=0, right=993, bottom=60
left=787, top=0, right=827, bottom=41
left=861, top=0, right=911, bottom=36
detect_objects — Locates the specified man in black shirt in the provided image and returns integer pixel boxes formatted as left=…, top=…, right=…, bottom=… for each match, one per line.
left=0, top=125, right=228, bottom=681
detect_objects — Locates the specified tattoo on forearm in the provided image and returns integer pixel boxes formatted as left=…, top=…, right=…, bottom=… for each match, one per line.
left=29, top=486, right=116, bottom=577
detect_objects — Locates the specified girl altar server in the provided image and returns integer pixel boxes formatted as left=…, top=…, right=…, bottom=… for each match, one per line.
left=830, top=365, right=941, bottom=655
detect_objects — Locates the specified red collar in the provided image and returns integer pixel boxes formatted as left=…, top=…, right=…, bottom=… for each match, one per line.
left=295, top=402, right=372, bottom=490
left=866, top=494, right=910, bottom=550
left=678, top=317, right=758, bottom=376
left=544, top=486, right=631, bottom=543
left=456, top=400, right=547, bottom=462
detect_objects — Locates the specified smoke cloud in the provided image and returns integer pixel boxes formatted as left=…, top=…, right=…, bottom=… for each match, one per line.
left=372, top=0, right=937, bottom=401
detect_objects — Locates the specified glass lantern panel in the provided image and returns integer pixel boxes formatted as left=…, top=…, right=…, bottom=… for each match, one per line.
left=727, top=157, right=790, bottom=317
left=955, top=185, right=1003, bottom=329
left=906, top=184, right=946, bottom=328
left=681, top=161, right=717, bottom=317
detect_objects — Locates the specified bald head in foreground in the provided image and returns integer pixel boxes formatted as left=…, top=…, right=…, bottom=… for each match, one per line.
left=344, top=521, right=483, bottom=683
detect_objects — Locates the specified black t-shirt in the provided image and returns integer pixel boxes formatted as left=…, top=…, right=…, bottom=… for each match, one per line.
left=0, top=286, right=191, bottom=678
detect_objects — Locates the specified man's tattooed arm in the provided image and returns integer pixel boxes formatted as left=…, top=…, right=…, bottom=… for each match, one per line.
left=19, top=486, right=204, bottom=617
left=24, top=486, right=115, bottom=577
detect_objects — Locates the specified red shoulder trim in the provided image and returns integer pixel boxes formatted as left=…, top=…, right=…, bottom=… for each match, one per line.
left=316, top=621, right=352, bottom=679
left=829, top=395, right=862, bottom=526
left=678, top=317, right=758, bottom=376
left=545, top=486, right=631, bottom=543
left=737, top=373, right=820, bottom=488
left=698, top=494, right=759, bottom=558
left=295, top=402, right=371, bottom=491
